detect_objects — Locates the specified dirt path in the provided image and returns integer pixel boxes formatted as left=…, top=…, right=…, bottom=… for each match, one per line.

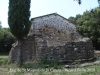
left=79, top=58, right=100, bottom=67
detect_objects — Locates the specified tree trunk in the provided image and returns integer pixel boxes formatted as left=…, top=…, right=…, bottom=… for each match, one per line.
left=17, top=39, right=23, bottom=66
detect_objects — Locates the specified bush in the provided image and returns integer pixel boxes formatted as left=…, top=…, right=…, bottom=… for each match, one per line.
left=38, top=56, right=59, bottom=68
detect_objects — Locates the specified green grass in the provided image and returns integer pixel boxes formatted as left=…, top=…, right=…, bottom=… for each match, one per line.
left=0, top=55, right=8, bottom=58
left=0, top=55, right=100, bottom=75
left=0, top=53, right=8, bottom=58
left=0, top=54, right=9, bottom=68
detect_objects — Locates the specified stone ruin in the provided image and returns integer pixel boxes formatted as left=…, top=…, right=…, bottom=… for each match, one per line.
left=8, top=13, right=94, bottom=63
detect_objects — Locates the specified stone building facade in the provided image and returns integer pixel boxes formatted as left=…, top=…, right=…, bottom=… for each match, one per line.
left=30, top=13, right=76, bottom=34
left=8, top=13, right=94, bottom=63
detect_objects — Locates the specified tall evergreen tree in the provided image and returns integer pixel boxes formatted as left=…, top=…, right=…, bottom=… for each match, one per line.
left=8, top=0, right=31, bottom=66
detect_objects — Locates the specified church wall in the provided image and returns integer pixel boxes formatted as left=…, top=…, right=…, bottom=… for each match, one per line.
left=30, top=13, right=76, bottom=35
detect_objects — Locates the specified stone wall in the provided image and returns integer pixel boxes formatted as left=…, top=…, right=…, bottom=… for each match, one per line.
left=94, top=51, right=100, bottom=58
left=8, top=13, right=94, bottom=63
left=8, top=32, right=94, bottom=63
left=29, top=13, right=76, bottom=35
left=8, top=35, right=36, bottom=63
left=35, top=33, right=94, bottom=63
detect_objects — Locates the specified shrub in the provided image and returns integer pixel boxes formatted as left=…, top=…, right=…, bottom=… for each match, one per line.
left=38, top=56, right=59, bottom=68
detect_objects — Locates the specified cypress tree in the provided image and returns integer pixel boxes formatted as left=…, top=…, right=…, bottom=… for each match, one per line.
left=8, top=0, right=31, bottom=66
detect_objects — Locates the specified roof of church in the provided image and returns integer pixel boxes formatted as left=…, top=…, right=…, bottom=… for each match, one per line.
left=31, top=13, right=65, bottom=20
left=31, top=13, right=76, bottom=25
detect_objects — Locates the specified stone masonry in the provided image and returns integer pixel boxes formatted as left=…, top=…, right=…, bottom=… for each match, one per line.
left=8, top=13, right=94, bottom=63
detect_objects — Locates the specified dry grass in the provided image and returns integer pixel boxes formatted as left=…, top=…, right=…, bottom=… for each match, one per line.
left=0, top=55, right=100, bottom=75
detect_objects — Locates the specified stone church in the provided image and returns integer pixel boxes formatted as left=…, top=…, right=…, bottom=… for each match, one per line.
left=9, top=13, right=94, bottom=63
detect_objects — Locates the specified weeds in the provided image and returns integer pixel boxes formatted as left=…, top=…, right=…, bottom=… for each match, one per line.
left=0, top=58, right=8, bottom=66
left=38, top=56, right=59, bottom=69
left=0, top=55, right=100, bottom=75
left=14, top=71, right=24, bottom=75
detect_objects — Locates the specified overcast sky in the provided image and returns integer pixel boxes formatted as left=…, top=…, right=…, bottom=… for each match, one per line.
left=0, top=0, right=99, bottom=28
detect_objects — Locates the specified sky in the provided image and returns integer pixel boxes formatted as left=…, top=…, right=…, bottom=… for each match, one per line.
left=0, top=0, right=99, bottom=28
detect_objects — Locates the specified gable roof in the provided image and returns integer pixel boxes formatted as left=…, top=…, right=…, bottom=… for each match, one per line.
left=31, top=13, right=76, bottom=25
